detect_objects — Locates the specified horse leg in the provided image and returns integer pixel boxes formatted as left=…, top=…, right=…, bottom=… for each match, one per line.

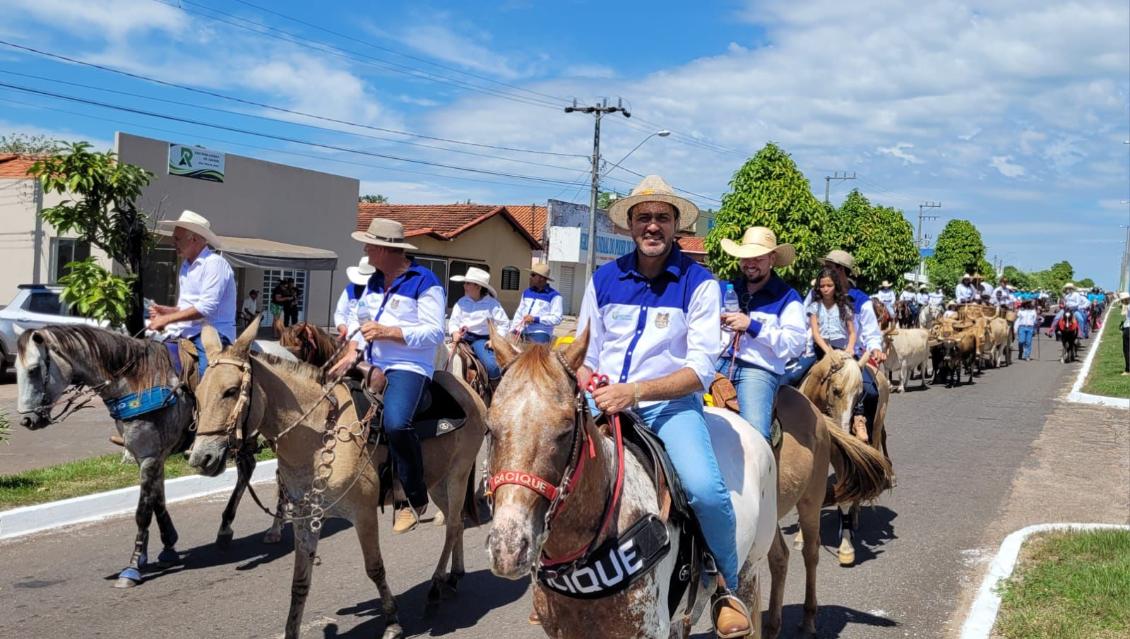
left=284, top=523, right=320, bottom=639
left=149, top=462, right=181, bottom=567
left=426, top=472, right=466, bottom=606
left=735, top=556, right=763, bottom=639
left=837, top=503, right=855, bottom=567
left=765, top=527, right=788, bottom=639
left=115, top=455, right=161, bottom=587
left=355, top=511, right=403, bottom=639
left=263, top=469, right=287, bottom=544
left=216, top=450, right=254, bottom=547
left=797, top=497, right=822, bottom=636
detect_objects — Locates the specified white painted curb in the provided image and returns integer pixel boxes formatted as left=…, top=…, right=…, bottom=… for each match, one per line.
left=960, top=522, right=1130, bottom=639
left=0, top=459, right=277, bottom=541
left=1065, top=307, right=1129, bottom=408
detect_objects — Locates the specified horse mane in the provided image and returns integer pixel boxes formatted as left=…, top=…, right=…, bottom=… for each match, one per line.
left=277, top=322, right=337, bottom=366
left=250, top=350, right=325, bottom=383
left=19, top=325, right=170, bottom=391
left=505, top=343, right=571, bottom=396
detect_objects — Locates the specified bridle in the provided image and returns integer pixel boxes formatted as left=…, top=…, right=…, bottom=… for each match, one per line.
left=487, top=349, right=627, bottom=569
left=194, top=356, right=257, bottom=452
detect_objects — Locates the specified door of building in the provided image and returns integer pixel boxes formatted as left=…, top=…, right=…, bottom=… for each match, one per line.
left=557, top=264, right=575, bottom=315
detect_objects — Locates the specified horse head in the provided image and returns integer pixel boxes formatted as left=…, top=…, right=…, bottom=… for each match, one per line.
left=799, top=349, right=863, bottom=432
left=188, top=321, right=261, bottom=477
left=14, top=329, right=75, bottom=429
left=484, top=324, right=589, bottom=579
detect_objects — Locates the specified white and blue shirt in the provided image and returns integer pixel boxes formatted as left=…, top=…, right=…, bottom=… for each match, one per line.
left=577, top=246, right=721, bottom=403
left=876, top=288, right=896, bottom=314
left=916, top=292, right=930, bottom=305
left=955, top=282, right=976, bottom=303
left=991, top=286, right=1014, bottom=307
left=333, top=283, right=366, bottom=328
left=509, top=285, right=563, bottom=338
left=350, top=262, right=446, bottom=378
left=449, top=295, right=510, bottom=337
left=929, top=291, right=945, bottom=306
left=1064, top=291, right=1088, bottom=310
left=850, top=288, right=884, bottom=355
left=168, top=247, right=237, bottom=342
left=722, top=274, right=807, bottom=375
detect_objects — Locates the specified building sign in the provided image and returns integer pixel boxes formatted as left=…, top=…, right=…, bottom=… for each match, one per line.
left=169, top=143, right=225, bottom=183
left=547, top=199, right=633, bottom=266
left=919, top=248, right=935, bottom=258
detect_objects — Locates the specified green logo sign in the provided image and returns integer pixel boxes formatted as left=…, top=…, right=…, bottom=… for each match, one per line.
left=179, top=147, right=194, bottom=167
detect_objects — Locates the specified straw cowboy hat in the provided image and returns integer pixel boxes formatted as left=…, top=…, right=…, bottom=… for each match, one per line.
left=346, top=256, right=375, bottom=286
left=961, top=273, right=972, bottom=280
left=720, top=226, right=795, bottom=267
left=157, top=209, right=221, bottom=248
left=607, top=174, right=699, bottom=231
left=451, top=266, right=497, bottom=297
left=1118, top=291, right=1129, bottom=303
left=351, top=218, right=418, bottom=250
left=919, top=284, right=929, bottom=291
left=823, top=249, right=857, bottom=275
left=1062, top=282, right=1076, bottom=290
left=880, top=280, right=893, bottom=288
left=530, top=263, right=553, bottom=281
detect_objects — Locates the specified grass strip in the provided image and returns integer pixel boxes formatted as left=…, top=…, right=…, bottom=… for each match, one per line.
left=1081, top=308, right=1130, bottom=398
left=0, top=447, right=276, bottom=510
left=994, top=529, right=1130, bottom=639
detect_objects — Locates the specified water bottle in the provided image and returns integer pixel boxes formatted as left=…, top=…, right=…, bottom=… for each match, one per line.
left=354, top=303, right=371, bottom=341
left=723, top=283, right=740, bottom=333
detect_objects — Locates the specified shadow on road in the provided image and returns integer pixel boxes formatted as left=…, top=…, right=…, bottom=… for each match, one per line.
left=321, top=569, right=529, bottom=638
left=768, top=603, right=899, bottom=638
left=779, top=505, right=897, bottom=567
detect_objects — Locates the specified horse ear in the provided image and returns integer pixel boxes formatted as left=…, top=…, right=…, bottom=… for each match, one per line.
left=488, top=320, right=520, bottom=369
left=559, top=324, right=589, bottom=373
left=231, top=315, right=260, bottom=356
left=200, top=325, right=225, bottom=362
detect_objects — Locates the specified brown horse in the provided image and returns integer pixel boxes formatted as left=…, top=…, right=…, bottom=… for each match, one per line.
left=187, top=323, right=487, bottom=639
left=274, top=317, right=340, bottom=366
left=765, top=385, right=894, bottom=638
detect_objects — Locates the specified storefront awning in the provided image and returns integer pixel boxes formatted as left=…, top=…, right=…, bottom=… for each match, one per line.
left=216, top=235, right=338, bottom=271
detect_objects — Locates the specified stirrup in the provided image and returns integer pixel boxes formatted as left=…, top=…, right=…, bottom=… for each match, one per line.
left=711, top=592, right=752, bottom=639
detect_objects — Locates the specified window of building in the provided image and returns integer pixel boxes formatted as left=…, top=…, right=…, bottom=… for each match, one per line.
left=263, top=268, right=308, bottom=324
left=50, top=237, right=91, bottom=283
left=447, top=259, right=487, bottom=305
left=501, top=266, right=521, bottom=291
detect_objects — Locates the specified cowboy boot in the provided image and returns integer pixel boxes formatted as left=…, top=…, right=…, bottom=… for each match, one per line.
left=712, top=592, right=752, bottom=638
left=392, top=502, right=427, bottom=534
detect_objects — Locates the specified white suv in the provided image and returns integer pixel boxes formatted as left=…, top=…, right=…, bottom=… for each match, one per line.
left=0, top=285, right=106, bottom=376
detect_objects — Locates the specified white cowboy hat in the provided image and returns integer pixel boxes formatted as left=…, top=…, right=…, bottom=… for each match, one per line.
left=1062, top=282, right=1076, bottom=290
left=529, top=262, right=553, bottom=281
left=157, top=209, right=222, bottom=248
left=823, top=249, right=856, bottom=275
left=962, top=273, right=972, bottom=280
left=346, top=256, right=375, bottom=286
left=607, top=174, right=699, bottom=231
left=351, top=218, right=418, bottom=250
left=720, top=226, right=795, bottom=267
left=451, top=265, right=497, bottom=297
left=919, top=285, right=929, bottom=290
left=881, top=280, right=893, bottom=288
left=1118, top=291, right=1129, bottom=302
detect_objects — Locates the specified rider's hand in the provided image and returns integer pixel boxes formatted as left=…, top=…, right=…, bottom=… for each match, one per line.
left=576, top=365, right=593, bottom=391
left=592, top=383, right=634, bottom=414
left=452, top=328, right=465, bottom=343
left=360, top=321, right=387, bottom=342
left=869, top=348, right=886, bottom=364
left=337, top=324, right=348, bottom=340
left=149, top=315, right=170, bottom=332
left=329, top=351, right=357, bottom=378
left=721, top=312, right=751, bottom=333
left=522, top=314, right=535, bottom=326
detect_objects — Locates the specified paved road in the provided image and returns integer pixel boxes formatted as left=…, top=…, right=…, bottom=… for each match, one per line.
left=0, top=334, right=1086, bottom=638
left=0, top=379, right=121, bottom=474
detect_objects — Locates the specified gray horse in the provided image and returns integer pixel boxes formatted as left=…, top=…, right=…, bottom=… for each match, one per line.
left=15, top=325, right=283, bottom=587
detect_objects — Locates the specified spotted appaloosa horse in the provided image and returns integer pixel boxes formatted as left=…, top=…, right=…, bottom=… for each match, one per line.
left=485, top=329, right=777, bottom=638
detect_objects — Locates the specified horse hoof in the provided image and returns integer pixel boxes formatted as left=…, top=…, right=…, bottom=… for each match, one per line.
left=433, top=510, right=446, bottom=526
left=381, top=625, right=404, bottom=639
left=115, top=568, right=142, bottom=588
left=216, top=531, right=234, bottom=548
left=427, top=581, right=442, bottom=604
left=157, top=548, right=180, bottom=567
left=793, top=532, right=804, bottom=550
left=838, top=549, right=855, bottom=567
left=262, top=530, right=284, bottom=544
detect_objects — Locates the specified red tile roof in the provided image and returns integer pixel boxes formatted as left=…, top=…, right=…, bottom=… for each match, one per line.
left=0, top=154, right=39, bottom=179
left=506, top=204, right=547, bottom=244
left=677, top=235, right=706, bottom=254
left=356, top=203, right=541, bottom=249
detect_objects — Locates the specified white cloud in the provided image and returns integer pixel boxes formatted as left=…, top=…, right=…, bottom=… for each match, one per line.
left=396, top=22, right=523, bottom=80
left=990, top=156, right=1026, bottom=178
left=877, top=143, right=924, bottom=165
left=6, top=0, right=185, bottom=40
left=562, top=65, right=616, bottom=79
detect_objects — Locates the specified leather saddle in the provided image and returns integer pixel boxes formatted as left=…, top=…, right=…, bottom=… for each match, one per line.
left=345, top=363, right=467, bottom=440
left=450, top=341, right=494, bottom=406
left=163, top=339, right=201, bottom=388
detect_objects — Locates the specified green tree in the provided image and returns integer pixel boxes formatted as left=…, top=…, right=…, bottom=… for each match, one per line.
left=358, top=193, right=388, bottom=203
left=596, top=191, right=620, bottom=210
left=825, top=190, right=918, bottom=292
left=0, top=133, right=61, bottom=155
left=30, top=143, right=155, bottom=333
left=1002, top=265, right=1033, bottom=290
left=706, top=143, right=829, bottom=288
left=1078, top=277, right=1095, bottom=289
left=925, top=219, right=991, bottom=296
left=1031, top=260, right=1074, bottom=291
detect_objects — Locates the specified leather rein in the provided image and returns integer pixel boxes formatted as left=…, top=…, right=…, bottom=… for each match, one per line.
left=487, top=350, right=628, bottom=569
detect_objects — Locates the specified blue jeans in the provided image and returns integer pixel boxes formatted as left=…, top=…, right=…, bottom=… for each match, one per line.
left=716, top=359, right=780, bottom=441
left=780, top=353, right=818, bottom=387
left=522, top=331, right=553, bottom=344
left=853, top=364, right=879, bottom=433
left=383, top=369, right=430, bottom=508
left=465, top=335, right=502, bottom=380
left=1017, top=326, right=1035, bottom=359
left=189, top=332, right=230, bottom=380
left=1052, top=310, right=1089, bottom=338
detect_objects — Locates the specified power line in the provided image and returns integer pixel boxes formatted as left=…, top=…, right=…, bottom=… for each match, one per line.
left=0, top=39, right=585, bottom=159
left=608, top=162, right=722, bottom=206
left=0, top=81, right=586, bottom=186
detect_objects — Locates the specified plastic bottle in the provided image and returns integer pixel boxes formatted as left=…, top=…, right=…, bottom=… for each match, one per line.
left=723, top=283, right=740, bottom=333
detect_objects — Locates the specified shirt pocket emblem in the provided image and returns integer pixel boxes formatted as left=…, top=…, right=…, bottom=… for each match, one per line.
left=654, top=312, right=670, bottom=329
left=389, top=298, right=400, bottom=310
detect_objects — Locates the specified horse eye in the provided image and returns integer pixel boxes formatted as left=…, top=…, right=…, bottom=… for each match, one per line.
left=223, top=386, right=240, bottom=399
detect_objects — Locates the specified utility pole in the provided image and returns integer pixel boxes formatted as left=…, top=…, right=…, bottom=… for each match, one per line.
left=566, top=98, right=630, bottom=285
left=823, top=171, right=856, bottom=205
left=916, top=201, right=941, bottom=282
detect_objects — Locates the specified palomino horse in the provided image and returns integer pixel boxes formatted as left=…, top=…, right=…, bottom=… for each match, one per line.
left=14, top=325, right=282, bottom=587
left=484, top=330, right=777, bottom=638
left=767, top=385, right=893, bottom=638
left=797, top=350, right=893, bottom=566
left=187, top=323, right=486, bottom=639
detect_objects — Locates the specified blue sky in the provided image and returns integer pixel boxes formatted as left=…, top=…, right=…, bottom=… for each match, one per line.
left=2, top=0, right=1128, bottom=288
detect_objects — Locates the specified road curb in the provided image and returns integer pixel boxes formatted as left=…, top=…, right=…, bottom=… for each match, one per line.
left=959, top=522, right=1130, bottom=639
left=1064, top=307, right=1129, bottom=408
left=0, top=459, right=278, bottom=541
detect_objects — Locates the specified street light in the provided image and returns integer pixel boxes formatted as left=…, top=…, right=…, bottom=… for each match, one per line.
left=603, top=130, right=671, bottom=177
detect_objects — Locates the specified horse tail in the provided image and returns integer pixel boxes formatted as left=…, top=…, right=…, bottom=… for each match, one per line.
left=827, top=425, right=893, bottom=504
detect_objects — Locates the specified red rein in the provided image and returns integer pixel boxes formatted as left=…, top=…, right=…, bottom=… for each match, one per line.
left=487, top=373, right=628, bottom=567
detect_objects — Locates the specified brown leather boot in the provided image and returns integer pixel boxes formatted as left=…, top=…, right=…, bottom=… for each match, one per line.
left=392, top=503, right=426, bottom=534
left=109, top=434, right=125, bottom=447
left=851, top=415, right=870, bottom=443
left=712, top=594, right=752, bottom=638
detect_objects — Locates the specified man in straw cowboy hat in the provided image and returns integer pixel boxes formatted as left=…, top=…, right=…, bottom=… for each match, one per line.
left=955, top=273, right=976, bottom=304
left=575, top=174, right=753, bottom=637
left=820, top=249, right=886, bottom=442
left=149, top=210, right=236, bottom=379
left=448, top=265, right=510, bottom=381
left=875, top=280, right=897, bottom=318
left=1049, top=282, right=1090, bottom=340
left=509, top=262, right=563, bottom=344
left=971, top=272, right=992, bottom=303
left=715, top=226, right=806, bottom=442
left=331, top=218, right=446, bottom=534
left=333, top=256, right=376, bottom=340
